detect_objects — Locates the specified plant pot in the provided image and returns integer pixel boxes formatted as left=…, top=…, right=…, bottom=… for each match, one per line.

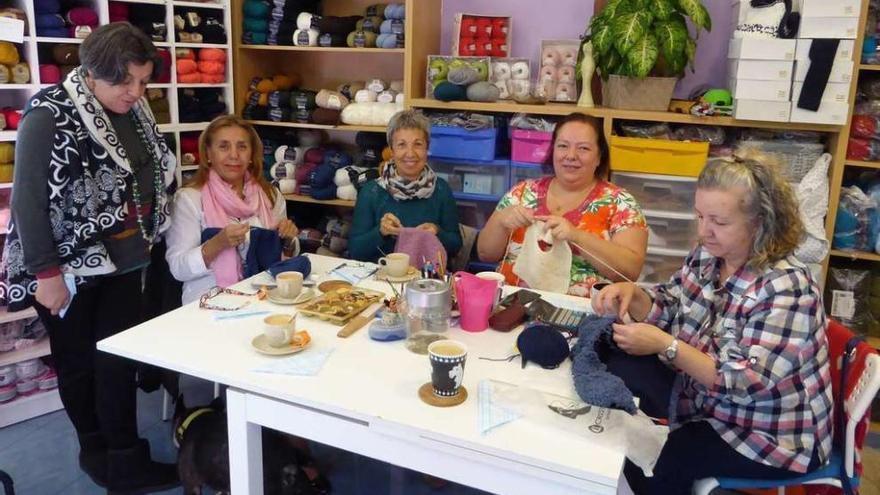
left=601, top=75, right=678, bottom=111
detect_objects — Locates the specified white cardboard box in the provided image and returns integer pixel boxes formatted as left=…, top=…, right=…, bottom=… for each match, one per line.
left=728, top=38, right=796, bottom=60
left=729, top=78, right=791, bottom=101
left=795, top=39, right=855, bottom=61
left=734, top=99, right=791, bottom=122
left=798, top=17, right=859, bottom=38
left=796, top=0, right=860, bottom=18
left=728, top=59, right=793, bottom=81
left=791, top=81, right=850, bottom=104
left=789, top=100, right=849, bottom=125
left=793, top=58, right=853, bottom=83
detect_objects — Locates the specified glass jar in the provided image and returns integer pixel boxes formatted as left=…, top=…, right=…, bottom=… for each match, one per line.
left=402, top=279, right=451, bottom=354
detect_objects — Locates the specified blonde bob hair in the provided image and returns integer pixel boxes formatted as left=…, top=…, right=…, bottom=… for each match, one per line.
left=185, top=115, right=276, bottom=207
left=697, top=148, right=804, bottom=269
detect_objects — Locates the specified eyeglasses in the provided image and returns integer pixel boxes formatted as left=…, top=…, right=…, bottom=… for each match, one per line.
left=199, top=286, right=256, bottom=311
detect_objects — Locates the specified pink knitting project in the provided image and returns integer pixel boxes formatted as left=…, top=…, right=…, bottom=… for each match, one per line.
left=394, top=227, right=446, bottom=268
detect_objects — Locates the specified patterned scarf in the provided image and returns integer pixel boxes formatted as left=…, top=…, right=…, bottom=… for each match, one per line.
left=376, top=161, right=437, bottom=201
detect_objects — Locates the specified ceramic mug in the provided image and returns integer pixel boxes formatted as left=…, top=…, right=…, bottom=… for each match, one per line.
left=378, top=252, right=410, bottom=277
left=263, top=313, right=296, bottom=347
left=276, top=271, right=303, bottom=299
left=428, top=339, right=467, bottom=397
left=475, top=271, right=505, bottom=309
left=590, top=282, right=611, bottom=301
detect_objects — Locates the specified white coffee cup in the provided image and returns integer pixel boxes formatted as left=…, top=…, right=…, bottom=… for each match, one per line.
left=378, top=252, right=410, bottom=277
left=276, top=271, right=303, bottom=299
left=475, top=271, right=505, bottom=309
left=590, top=282, right=611, bottom=302
left=263, top=313, right=296, bottom=347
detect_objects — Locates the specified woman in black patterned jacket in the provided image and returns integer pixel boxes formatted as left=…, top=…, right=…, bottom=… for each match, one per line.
left=1, top=23, right=179, bottom=493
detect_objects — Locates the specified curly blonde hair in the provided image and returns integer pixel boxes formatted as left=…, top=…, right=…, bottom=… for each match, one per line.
left=697, top=148, right=804, bottom=269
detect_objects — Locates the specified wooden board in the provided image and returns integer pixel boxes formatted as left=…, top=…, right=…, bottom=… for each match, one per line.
left=297, top=287, right=384, bottom=325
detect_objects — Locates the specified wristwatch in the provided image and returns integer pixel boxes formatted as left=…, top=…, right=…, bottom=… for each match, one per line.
left=661, top=338, right=679, bottom=363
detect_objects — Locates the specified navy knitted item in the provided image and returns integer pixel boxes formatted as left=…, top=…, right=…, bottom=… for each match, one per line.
left=570, top=315, right=637, bottom=414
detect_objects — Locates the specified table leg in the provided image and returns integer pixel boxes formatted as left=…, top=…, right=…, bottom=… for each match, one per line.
left=227, top=388, right=264, bottom=494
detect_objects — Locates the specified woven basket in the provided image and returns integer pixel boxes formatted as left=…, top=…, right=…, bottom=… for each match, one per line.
left=601, top=75, right=678, bottom=111
left=735, top=140, right=825, bottom=183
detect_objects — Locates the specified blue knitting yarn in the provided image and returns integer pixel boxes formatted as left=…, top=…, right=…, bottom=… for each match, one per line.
left=244, top=18, right=269, bottom=33
left=243, top=0, right=270, bottom=18
left=323, top=150, right=354, bottom=169
left=570, top=315, right=637, bottom=414
left=376, top=33, right=399, bottom=49
left=310, top=183, right=338, bottom=200
left=516, top=323, right=569, bottom=369
left=311, top=163, right=336, bottom=187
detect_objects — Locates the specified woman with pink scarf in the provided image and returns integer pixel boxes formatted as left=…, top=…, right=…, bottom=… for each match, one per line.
left=166, top=115, right=300, bottom=304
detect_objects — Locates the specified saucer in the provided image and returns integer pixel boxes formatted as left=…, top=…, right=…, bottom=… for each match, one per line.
left=318, top=280, right=352, bottom=293
left=251, top=334, right=309, bottom=356
left=375, top=266, right=419, bottom=283
left=267, top=288, right=315, bottom=305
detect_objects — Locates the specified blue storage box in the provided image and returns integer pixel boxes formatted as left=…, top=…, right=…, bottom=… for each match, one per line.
left=428, top=125, right=497, bottom=162
left=431, top=158, right=510, bottom=202
left=510, top=161, right=545, bottom=186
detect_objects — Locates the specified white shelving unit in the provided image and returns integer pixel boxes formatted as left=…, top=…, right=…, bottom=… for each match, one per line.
left=0, top=0, right=233, bottom=427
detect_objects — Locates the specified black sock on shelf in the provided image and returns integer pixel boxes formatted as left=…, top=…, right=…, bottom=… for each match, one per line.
left=797, top=39, right=840, bottom=111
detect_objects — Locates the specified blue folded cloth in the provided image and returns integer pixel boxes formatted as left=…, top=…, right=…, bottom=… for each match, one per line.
left=570, top=315, right=637, bottom=414
left=34, top=0, right=60, bottom=14
left=200, top=226, right=309, bottom=279
left=35, top=13, right=65, bottom=28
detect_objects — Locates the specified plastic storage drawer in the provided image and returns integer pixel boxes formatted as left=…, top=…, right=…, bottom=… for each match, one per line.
left=612, top=172, right=697, bottom=213
left=644, top=210, right=698, bottom=252
left=428, top=125, right=497, bottom=162
left=609, top=136, right=709, bottom=177
left=511, top=129, right=553, bottom=164
left=509, top=161, right=545, bottom=186
left=431, top=158, right=510, bottom=202
left=638, top=248, right=689, bottom=285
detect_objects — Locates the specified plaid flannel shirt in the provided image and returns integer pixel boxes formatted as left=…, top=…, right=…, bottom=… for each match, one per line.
left=645, top=246, right=833, bottom=473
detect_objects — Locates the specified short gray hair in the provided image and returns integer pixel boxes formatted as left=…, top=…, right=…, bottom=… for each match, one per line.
left=697, top=151, right=804, bottom=269
left=387, top=109, right=430, bottom=147
left=80, top=22, right=162, bottom=84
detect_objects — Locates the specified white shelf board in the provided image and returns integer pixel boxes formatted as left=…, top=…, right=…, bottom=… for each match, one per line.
left=154, top=41, right=172, bottom=48
left=173, top=0, right=225, bottom=9
left=0, top=182, right=12, bottom=189
left=0, top=130, right=16, bottom=141
left=0, top=389, right=63, bottom=428
left=0, top=306, right=37, bottom=326
left=158, top=122, right=210, bottom=133
left=175, top=42, right=227, bottom=49
left=147, top=83, right=172, bottom=89
left=113, top=0, right=167, bottom=4
left=0, top=84, right=37, bottom=90
left=35, top=37, right=84, bottom=44
left=0, top=338, right=50, bottom=368
left=177, top=83, right=230, bottom=88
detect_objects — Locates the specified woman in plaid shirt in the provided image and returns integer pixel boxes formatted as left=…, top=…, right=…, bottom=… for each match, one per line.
left=593, top=155, right=833, bottom=494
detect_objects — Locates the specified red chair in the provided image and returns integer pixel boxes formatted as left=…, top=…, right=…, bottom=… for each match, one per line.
left=694, top=320, right=880, bottom=495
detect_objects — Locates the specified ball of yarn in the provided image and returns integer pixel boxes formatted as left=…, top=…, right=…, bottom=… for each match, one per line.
left=199, top=48, right=226, bottom=62
left=296, top=12, right=316, bottom=31
left=337, top=81, right=365, bottom=101
left=0, top=42, right=19, bottom=66
left=516, top=323, right=570, bottom=369
left=466, top=81, right=500, bottom=102
left=315, top=89, right=349, bottom=110
left=354, top=89, right=377, bottom=103
left=176, top=59, right=198, bottom=75
left=293, top=28, right=318, bottom=46
left=278, top=178, right=297, bottom=194
left=376, top=33, right=398, bottom=49
left=39, top=64, right=61, bottom=84
left=355, top=16, right=383, bottom=33
left=366, top=78, right=386, bottom=92
left=311, top=108, right=341, bottom=125
left=273, top=73, right=298, bottom=90
left=304, top=147, right=324, bottom=163
left=3, top=109, right=21, bottom=130
left=376, top=90, right=397, bottom=104
left=243, top=0, right=269, bottom=18
left=346, top=30, right=377, bottom=48
left=336, top=184, right=357, bottom=201
left=256, top=78, right=276, bottom=93
left=0, top=66, right=9, bottom=84
left=447, top=66, right=478, bottom=86
left=0, top=143, right=14, bottom=163
left=197, top=60, right=225, bottom=75
left=333, top=167, right=352, bottom=187
left=66, top=6, right=98, bottom=26
left=433, top=81, right=466, bottom=102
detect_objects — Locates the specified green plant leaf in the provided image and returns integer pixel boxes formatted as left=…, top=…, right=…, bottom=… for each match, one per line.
left=685, top=37, right=697, bottom=72
left=626, top=32, right=659, bottom=78
left=653, top=0, right=677, bottom=21
left=612, top=11, right=651, bottom=55
left=591, top=15, right=614, bottom=56
left=654, top=16, right=688, bottom=76
left=677, top=0, right=712, bottom=32
left=603, top=0, right=634, bottom=17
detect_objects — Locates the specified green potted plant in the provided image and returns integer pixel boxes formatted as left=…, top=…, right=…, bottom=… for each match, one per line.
left=587, top=0, right=712, bottom=111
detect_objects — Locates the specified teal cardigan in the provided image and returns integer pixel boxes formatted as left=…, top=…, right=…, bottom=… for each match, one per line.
left=348, top=179, right=463, bottom=262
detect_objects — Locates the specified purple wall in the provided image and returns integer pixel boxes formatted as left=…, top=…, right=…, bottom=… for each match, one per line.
left=439, top=0, right=736, bottom=99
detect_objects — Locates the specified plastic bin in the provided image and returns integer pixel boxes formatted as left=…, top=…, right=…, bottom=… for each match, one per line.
left=734, top=140, right=825, bottom=182
left=509, top=161, right=545, bottom=186
left=511, top=129, right=553, bottom=164
left=428, top=125, right=497, bottom=162
left=609, top=136, right=709, bottom=177
left=638, top=247, right=689, bottom=285
left=644, top=210, right=698, bottom=252
left=612, top=172, right=697, bottom=213
left=431, top=158, right=510, bottom=202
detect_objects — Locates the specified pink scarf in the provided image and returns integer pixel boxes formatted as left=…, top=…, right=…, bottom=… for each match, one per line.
left=202, top=169, right=278, bottom=287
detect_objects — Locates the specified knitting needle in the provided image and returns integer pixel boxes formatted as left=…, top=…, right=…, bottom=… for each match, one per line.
left=568, top=241, right=636, bottom=284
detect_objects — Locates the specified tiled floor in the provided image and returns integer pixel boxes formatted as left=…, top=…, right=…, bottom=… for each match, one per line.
left=0, top=375, right=487, bottom=495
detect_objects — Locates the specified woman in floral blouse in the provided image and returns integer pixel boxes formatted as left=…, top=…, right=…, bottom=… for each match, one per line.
left=593, top=154, right=832, bottom=494
left=477, top=112, right=648, bottom=297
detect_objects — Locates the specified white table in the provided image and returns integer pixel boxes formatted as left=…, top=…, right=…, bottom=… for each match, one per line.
left=98, top=254, right=625, bottom=495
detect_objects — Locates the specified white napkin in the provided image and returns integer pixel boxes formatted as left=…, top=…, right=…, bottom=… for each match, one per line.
left=252, top=348, right=335, bottom=376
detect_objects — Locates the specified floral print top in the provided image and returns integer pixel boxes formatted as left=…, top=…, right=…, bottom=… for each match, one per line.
left=495, top=177, right=647, bottom=297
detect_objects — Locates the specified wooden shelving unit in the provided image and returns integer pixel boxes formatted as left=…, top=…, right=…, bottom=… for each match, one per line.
left=246, top=120, right=386, bottom=133
left=846, top=159, right=880, bottom=169
left=282, top=193, right=355, bottom=207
